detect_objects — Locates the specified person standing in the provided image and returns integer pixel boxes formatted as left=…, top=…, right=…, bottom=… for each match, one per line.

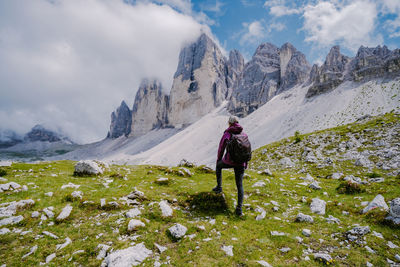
left=213, top=116, right=250, bottom=216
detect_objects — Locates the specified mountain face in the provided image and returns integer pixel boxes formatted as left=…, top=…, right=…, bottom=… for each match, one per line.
left=108, top=101, right=132, bottom=138
left=228, top=43, right=310, bottom=117
left=306, top=45, right=400, bottom=97
left=130, top=79, right=169, bottom=138
left=168, top=33, right=229, bottom=127
left=24, top=125, right=72, bottom=143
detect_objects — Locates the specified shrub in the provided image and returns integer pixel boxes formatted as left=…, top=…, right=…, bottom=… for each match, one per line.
left=336, top=181, right=365, bottom=194
left=0, top=168, right=7, bottom=176
left=366, top=172, right=381, bottom=178
left=294, top=131, right=302, bottom=144
left=186, top=192, right=229, bottom=215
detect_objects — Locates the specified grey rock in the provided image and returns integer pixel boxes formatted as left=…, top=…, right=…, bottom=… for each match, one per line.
left=252, top=181, right=266, bottom=187
left=309, top=181, right=321, bottom=190
left=159, top=200, right=173, bottom=217
left=226, top=50, right=244, bottom=89
left=354, top=157, right=371, bottom=167
left=108, top=100, right=132, bottom=138
left=302, top=229, right=311, bottom=237
left=295, top=213, right=314, bottom=223
left=126, top=189, right=145, bottom=200
left=0, top=215, right=23, bottom=226
left=71, top=191, right=83, bottom=199
left=101, top=243, right=152, bottom=267
left=255, top=207, right=266, bottom=221
left=74, top=160, right=103, bottom=175
left=168, top=223, right=187, bottom=239
left=42, top=230, right=59, bottom=239
left=362, top=194, right=389, bottom=214
left=325, top=215, right=341, bottom=224
left=178, top=159, right=195, bottom=168
left=125, top=208, right=141, bottom=218
left=56, top=204, right=73, bottom=221
left=221, top=245, right=233, bottom=256
left=365, top=246, right=376, bottom=253
left=0, top=182, right=21, bottom=192
left=43, top=207, right=55, bottom=218
left=310, top=198, right=326, bottom=215
left=280, top=157, right=295, bottom=168
left=270, top=231, right=287, bottom=236
left=128, top=219, right=145, bottom=231
left=258, top=169, right=273, bottom=176
left=388, top=241, right=399, bottom=249
left=97, top=244, right=111, bottom=260
left=345, top=226, right=370, bottom=242
left=314, top=253, right=332, bottom=264
left=56, top=237, right=72, bottom=250
left=330, top=172, right=343, bottom=179
left=389, top=198, right=400, bottom=218
left=31, top=211, right=40, bottom=218
left=0, top=199, right=34, bottom=218
left=22, top=245, right=38, bottom=259
left=154, top=243, right=167, bottom=253
left=0, top=228, right=10, bottom=235
left=256, top=260, right=273, bottom=267
left=46, top=253, right=56, bottom=263
left=279, top=247, right=291, bottom=253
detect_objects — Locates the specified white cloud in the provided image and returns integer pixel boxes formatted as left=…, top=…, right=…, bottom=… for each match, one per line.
left=380, top=0, right=400, bottom=13
left=303, top=0, right=383, bottom=51
left=264, top=0, right=302, bottom=17
left=201, top=0, right=225, bottom=14
left=239, top=21, right=267, bottom=45
left=0, top=0, right=206, bottom=143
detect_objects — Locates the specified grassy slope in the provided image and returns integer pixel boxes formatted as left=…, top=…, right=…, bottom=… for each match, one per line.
left=0, top=113, right=399, bottom=266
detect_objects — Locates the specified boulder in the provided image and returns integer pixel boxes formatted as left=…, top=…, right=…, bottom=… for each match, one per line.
left=0, top=182, right=21, bottom=192
left=0, top=215, right=23, bottom=226
left=310, top=198, right=326, bottom=215
left=168, top=223, right=187, bottom=240
left=125, top=208, right=141, bottom=218
left=386, top=197, right=400, bottom=224
left=295, top=213, right=314, bottom=223
left=128, top=219, right=145, bottom=231
left=56, top=204, right=73, bottom=221
left=314, top=253, right=333, bottom=264
left=101, top=243, right=152, bottom=267
left=362, top=194, right=389, bottom=214
left=74, top=160, right=103, bottom=176
left=159, top=200, right=173, bottom=217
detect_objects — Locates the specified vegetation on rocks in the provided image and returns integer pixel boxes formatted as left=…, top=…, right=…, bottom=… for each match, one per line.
left=0, top=112, right=399, bottom=266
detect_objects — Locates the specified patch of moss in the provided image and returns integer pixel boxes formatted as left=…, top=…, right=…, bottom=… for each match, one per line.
left=336, top=181, right=365, bottom=194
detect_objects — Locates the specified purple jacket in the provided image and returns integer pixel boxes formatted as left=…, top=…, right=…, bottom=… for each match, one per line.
left=217, top=123, right=248, bottom=168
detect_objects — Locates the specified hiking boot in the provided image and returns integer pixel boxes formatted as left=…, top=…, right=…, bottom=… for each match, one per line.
left=235, top=207, right=243, bottom=216
left=212, top=186, right=222, bottom=194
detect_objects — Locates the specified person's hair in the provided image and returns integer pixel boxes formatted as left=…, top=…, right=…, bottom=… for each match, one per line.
left=228, top=116, right=238, bottom=125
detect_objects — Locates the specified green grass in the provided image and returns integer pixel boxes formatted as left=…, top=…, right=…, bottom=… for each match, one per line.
left=0, top=113, right=400, bottom=266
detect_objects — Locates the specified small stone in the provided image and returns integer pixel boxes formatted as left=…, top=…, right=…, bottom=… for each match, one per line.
left=295, top=236, right=303, bottom=243
left=366, top=261, right=373, bottom=267
left=46, top=253, right=56, bottom=263
left=56, top=237, right=72, bottom=250
left=309, top=181, right=321, bottom=190
left=96, top=244, right=111, bottom=260
left=330, top=172, right=343, bottom=179
left=252, top=181, right=266, bottom=187
left=295, top=213, right=314, bottom=223
left=270, top=231, right=286, bottom=236
left=61, top=183, right=80, bottom=189
left=44, top=192, right=53, bottom=197
left=302, top=229, right=311, bottom=237
left=279, top=247, right=291, bottom=253
left=221, top=245, right=233, bottom=256
left=31, top=211, right=40, bottom=218
left=314, top=253, right=332, bottom=264
left=0, top=215, right=23, bottom=226
left=372, top=231, right=383, bottom=239
left=395, top=254, right=400, bottom=261
left=128, top=219, right=145, bottom=231
left=22, top=245, right=38, bottom=259
left=101, top=243, right=152, bottom=266
left=56, top=205, right=73, bottom=221
left=258, top=169, right=273, bottom=176
left=388, top=241, right=399, bottom=249
left=42, top=231, right=59, bottom=239
left=362, top=194, right=389, bottom=214
left=100, top=198, right=106, bottom=207
left=365, top=246, right=375, bottom=253
left=43, top=207, right=54, bottom=218
left=71, top=191, right=83, bottom=199
left=168, top=223, right=187, bottom=240
left=154, top=243, right=167, bottom=253
left=325, top=215, right=340, bottom=224
left=255, top=207, right=266, bottom=221
left=159, top=200, right=173, bottom=217
left=310, top=198, right=326, bottom=215
left=256, top=260, right=272, bottom=267
left=125, top=208, right=141, bottom=218
left=0, top=228, right=10, bottom=235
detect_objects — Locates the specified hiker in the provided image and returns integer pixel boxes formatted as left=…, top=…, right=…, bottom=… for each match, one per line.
left=213, top=116, right=251, bottom=216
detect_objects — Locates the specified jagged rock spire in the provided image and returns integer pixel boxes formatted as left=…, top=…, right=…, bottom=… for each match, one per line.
left=108, top=101, right=132, bottom=139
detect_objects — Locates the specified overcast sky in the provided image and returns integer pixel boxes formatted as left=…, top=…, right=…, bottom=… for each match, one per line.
left=0, top=0, right=399, bottom=143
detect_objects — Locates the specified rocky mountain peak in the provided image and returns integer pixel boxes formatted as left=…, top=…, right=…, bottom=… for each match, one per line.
left=24, top=125, right=72, bottom=143
left=324, top=45, right=350, bottom=72
left=130, top=78, right=169, bottom=137
left=108, top=101, right=132, bottom=139
left=228, top=49, right=244, bottom=73
left=168, top=33, right=228, bottom=127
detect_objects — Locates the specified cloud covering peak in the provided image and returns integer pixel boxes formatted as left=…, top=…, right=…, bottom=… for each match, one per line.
left=0, top=0, right=205, bottom=143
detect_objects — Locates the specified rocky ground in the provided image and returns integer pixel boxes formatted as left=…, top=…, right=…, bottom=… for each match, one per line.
left=0, top=113, right=399, bottom=266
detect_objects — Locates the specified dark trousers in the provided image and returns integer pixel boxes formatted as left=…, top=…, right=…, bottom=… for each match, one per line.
left=216, top=160, right=245, bottom=209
